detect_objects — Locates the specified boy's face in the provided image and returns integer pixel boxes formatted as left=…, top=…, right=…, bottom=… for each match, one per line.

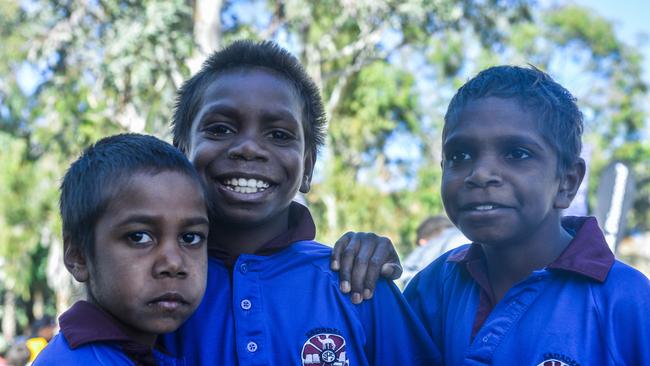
left=441, top=97, right=568, bottom=247
left=69, top=171, right=208, bottom=346
left=187, top=68, right=313, bottom=228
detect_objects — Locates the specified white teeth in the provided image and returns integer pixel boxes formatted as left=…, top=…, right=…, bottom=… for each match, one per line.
left=222, top=177, right=270, bottom=193
left=475, top=205, right=494, bottom=211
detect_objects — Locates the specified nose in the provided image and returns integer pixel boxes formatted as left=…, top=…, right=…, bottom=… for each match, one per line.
left=154, top=241, right=187, bottom=279
left=227, top=132, right=268, bottom=161
left=464, top=156, right=502, bottom=188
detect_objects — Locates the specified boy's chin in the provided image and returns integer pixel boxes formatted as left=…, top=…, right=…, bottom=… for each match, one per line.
left=213, top=205, right=291, bottom=227
left=143, top=317, right=191, bottom=336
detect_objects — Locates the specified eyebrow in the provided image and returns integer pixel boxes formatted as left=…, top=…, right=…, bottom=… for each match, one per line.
left=115, top=215, right=209, bottom=228
left=198, top=104, right=239, bottom=122
left=198, top=103, right=300, bottom=125
left=443, top=134, right=548, bottom=152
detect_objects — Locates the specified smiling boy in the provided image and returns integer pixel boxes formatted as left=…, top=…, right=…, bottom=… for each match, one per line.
left=34, top=134, right=209, bottom=365
left=162, top=40, right=439, bottom=365
left=404, top=66, right=650, bottom=365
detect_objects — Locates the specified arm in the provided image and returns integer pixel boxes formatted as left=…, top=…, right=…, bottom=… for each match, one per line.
left=330, top=232, right=402, bottom=304
left=358, top=279, right=442, bottom=365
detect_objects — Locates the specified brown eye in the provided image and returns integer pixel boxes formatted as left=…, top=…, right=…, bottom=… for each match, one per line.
left=505, top=148, right=531, bottom=159
left=180, top=232, right=204, bottom=246
left=127, top=232, right=153, bottom=245
left=269, top=130, right=292, bottom=140
left=204, top=124, right=235, bottom=136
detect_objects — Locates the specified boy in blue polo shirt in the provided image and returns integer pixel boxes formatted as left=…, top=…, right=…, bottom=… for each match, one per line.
left=34, top=134, right=210, bottom=365
left=161, top=40, right=440, bottom=365
left=404, top=65, right=650, bottom=365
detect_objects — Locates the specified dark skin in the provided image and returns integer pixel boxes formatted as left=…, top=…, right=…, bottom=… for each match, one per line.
left=186, top=67, right=401, bottom=304
left=441, top=97, right=585, bottom=302
left=331, top=232, right=402, bottom=303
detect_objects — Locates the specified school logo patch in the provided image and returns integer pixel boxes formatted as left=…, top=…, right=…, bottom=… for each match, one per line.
left=301, top=329, right=349, bottom=366
left=537, top=360, right=570, bottom=366
left=537, top=353, right=580, bottom=366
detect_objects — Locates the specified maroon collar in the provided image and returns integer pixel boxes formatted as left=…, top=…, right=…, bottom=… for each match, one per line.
left=208, top=201, right=316, bottom=267
left=448, top=216, right=615, bottom=282
left=59, top=301, right=158, bottom=366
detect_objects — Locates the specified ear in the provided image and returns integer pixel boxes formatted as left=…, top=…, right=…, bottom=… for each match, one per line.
left=299, top=150, right=316, bottom=194
left=63, top=235, right=90, bottom=283
left=554, top=158, right=586, bottom=209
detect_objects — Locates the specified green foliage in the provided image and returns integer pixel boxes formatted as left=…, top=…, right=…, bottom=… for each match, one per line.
left=544, top=5, right=620, bottom=57
left=0, top=134, right=58, bottom=299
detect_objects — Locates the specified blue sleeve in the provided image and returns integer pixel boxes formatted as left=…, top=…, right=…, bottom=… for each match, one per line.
left=33, top=334, right=135, bottom=366
left=358, top=279, right=441, bottom=365
left=602, top=264, right=650, bottom=365
left=403, top=254, right=448, bottom=346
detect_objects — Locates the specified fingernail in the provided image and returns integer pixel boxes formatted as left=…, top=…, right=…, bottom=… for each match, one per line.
left=352, top=292, right=362, bottom=304
left=331, top=260, right=339, bottom=270
left=340, top=281, right=350, bottom=293
left=363, top=289, right=373, bottom=299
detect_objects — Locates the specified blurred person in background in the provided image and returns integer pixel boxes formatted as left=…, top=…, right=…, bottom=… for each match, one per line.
left=25, top=316, right=56, bottom=363
left=400, top=215, right=467, bottom=287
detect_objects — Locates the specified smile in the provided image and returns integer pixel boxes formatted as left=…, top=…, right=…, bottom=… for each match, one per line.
left=221, top=177, right=271, bottom=194
left=475, top=205, right=495, bottom=211
left=462, top=202, right=509, bottom=212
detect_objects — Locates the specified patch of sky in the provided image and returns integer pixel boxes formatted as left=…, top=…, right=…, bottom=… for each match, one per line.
left=357, top=126, right=423, bottom=192
left=223, top=0, right=271, bottom=31
left=20, top=0, right=40, bottom=14
left=15, top=50, right=58, bottom=97
left=1, top=105, right=9, bottom=120
left=16, top=63, right=42, bottom=96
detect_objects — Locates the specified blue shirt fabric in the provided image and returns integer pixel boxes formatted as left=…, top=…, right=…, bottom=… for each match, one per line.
left=34, top=334, right=183, bottom=366
left=33, top=301, right=185, bottom=365
left=162, top=240, right=440, bottom=365
left=404, top=216, right=650, bottom=366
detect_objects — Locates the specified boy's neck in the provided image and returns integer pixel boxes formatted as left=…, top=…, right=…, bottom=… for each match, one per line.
left=481, top=221, right=574, bottom=302
left=210, top=209, right=291, bottom=256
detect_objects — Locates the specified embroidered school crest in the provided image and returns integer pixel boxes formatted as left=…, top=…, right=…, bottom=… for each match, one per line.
left=537, top=353, right=580, bottom=366
left=301, top=331, right=349, bottom=366
left=537, top=360, right=570, bottom=366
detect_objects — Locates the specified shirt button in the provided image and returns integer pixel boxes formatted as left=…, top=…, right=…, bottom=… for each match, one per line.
left=247, top=341, right=258, bottom=353
left=241, top=299, right=252, bottom=310
left=482, top=335, right=489, bottom=343
left=239, top=262, right=248, bottom=273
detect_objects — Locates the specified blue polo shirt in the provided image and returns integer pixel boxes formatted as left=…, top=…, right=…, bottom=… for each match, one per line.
left=34, top=301, right=185, bottom=366
left=162, top=203, right=440, bottom=365
left=404, top=216, right=650, bottom=366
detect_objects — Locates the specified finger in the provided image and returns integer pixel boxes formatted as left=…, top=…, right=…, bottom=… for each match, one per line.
left=350, top=235, right=375, bottom=302
left=331, top=231, right=353, bottom=271
left=380, top=263, right=403, bottom=280
left=363, top=237, right=392, bottom=299
left=375, top=236, right=402, bottom=280
left=338, top=234, right=361, bottom=294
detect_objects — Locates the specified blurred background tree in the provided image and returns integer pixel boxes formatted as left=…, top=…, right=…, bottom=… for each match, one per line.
left=1, top=0, right=648, bottom=338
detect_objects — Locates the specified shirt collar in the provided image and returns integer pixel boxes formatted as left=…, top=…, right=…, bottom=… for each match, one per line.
left=447, top=216, right=614, bottom=282
left=59, top=301, right=158, bottom=366
left=208, top=201, right=316, bottom=267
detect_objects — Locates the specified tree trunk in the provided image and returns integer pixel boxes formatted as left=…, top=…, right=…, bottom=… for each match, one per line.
left=187, top=0, right=223, bottom=73
left=2, top=291, right=16, bottom=341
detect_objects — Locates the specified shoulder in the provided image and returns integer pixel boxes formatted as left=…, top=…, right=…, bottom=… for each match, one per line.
left=280, top=240, right=335, bottom=273
left=33, top=334, right=133, bottom=365
left=595, top=260, right=650, bottom=309
left=589, top=260, right=650, bottom=364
